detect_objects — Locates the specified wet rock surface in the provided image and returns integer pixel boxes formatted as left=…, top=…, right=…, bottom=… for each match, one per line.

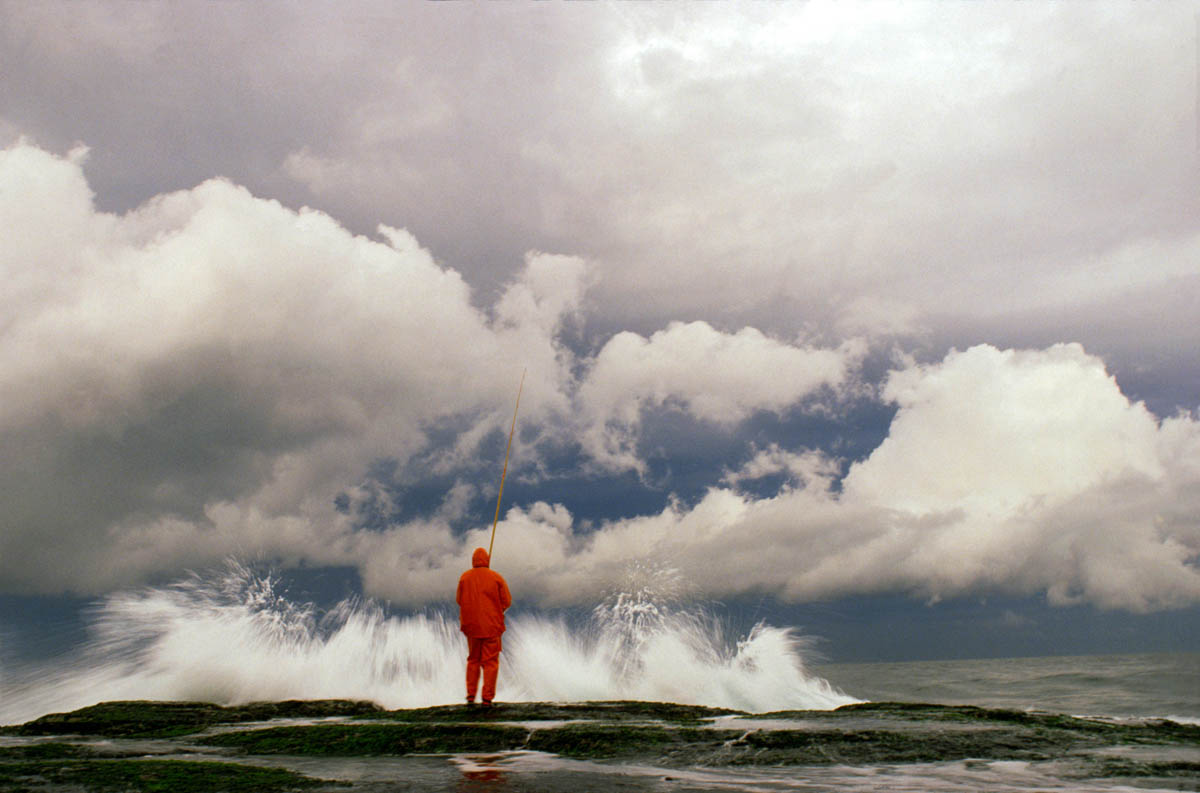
left=0, top=753, right=327, bottom=793
left=3, top=700, right=383, bottom=739
left=2, top=700, right=1198, bottom=791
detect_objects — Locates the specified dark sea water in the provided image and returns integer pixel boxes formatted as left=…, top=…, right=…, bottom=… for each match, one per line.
left=817, top=652, right=1200, bottom=723
left=2, top=569, right=1197, bottom=790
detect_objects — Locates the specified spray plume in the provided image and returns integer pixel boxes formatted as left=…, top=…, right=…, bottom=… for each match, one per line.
left=0, top=562, right=854, bottom=723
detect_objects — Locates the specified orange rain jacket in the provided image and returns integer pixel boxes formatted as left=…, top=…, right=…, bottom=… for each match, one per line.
left=456, top=548, right=512, bottom=638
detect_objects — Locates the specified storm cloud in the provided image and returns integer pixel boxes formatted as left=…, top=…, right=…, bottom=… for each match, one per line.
left=0, top=141, right=580, bottom=592
left=368, top=344, right=1200, bottom=612
left=3, top=141, right=1197, bottom=614
left=1, top=2, right=1197, bottom=624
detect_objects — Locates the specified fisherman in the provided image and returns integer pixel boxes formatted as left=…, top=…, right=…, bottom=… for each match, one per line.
left=456, top=547, right=512, bottom=706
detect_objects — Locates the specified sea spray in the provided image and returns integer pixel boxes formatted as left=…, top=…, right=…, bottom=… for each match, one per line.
left=0, top=563, right=855, bottom=724
left=511, top=560, right=850, bottom=711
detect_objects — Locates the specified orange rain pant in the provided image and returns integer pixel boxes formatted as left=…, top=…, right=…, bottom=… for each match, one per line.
left=466, top=636, right=502, bottom=703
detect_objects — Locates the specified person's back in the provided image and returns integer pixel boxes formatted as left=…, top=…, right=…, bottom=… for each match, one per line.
left=456, top=548, right=511, bottom=705
left=457, top=548, right=511, bottom=637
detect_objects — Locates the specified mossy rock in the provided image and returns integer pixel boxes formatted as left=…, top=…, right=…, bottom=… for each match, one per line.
left=12, top=699, right=383, bottom=738
left=202, top=722, right=531, bottom=756
left=1083, top=756, right=1200, bottom=781
left=0, top=757, right=326, bottom=792
left=733, top=727, right=1079, bottom=765
left=370, top=700, right=740, bottom=724
left=768, top=702, right=1200, bottom=744
left=10, top=699, right=1199, bottom=779
left=524, top=724, right=731, bottom=758
left=0, top=743, right=108, bottom=761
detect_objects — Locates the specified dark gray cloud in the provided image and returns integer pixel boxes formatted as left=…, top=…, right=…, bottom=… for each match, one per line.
left=1, top=3, right=1197, bottom=619
left=8, top=2, right=1195, bottom=340
left=1, top=1, right=618, bottom=296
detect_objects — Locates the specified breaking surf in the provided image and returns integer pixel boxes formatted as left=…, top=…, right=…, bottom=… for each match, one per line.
left=0, top=562, right=852, bottom=724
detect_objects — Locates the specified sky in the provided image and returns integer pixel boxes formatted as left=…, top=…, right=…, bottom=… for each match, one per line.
left=1, top=1, right=1199, bottom=663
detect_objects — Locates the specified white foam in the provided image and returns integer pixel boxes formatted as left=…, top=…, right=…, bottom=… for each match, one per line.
left=0, top=564, right=856, bottom=724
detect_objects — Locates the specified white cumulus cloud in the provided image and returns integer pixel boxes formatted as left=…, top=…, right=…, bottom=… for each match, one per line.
left=3, top=140, right=1197, bottom=614
left=367, top=344, right=1200, bottom=612
left=0, top=141, right=582, bottom=594
left=577, top=322, right=857, bottom=471
left=0, top=140, right=861, bottom=597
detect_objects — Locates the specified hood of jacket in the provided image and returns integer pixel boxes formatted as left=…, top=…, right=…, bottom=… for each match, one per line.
left=472, top=547, right=490, bottom=568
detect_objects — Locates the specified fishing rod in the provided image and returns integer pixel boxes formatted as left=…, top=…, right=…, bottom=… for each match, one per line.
left=488, top=368, right=526, bottom=559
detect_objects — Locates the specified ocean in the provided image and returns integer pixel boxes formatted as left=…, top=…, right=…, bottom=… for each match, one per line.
left=1, top=568, right=1197, bottom=790
left=816, top=652, right=1200, bottom=724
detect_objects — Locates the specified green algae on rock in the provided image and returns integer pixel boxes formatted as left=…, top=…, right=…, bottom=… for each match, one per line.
left=524, top=723, right=707, bottom=758
left=9, top=699, right=384, bottom=739
left=365, top=700, right=741, bottom=724
left=202, top=722, right=531, bottom=756
left=0, top=743, right=113, bottom=761
left=1082, top=757, right=1200, bottom=780
left=5, top=698, right=1199, bottom=790
left=0, top=757, right=328, bottom=793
